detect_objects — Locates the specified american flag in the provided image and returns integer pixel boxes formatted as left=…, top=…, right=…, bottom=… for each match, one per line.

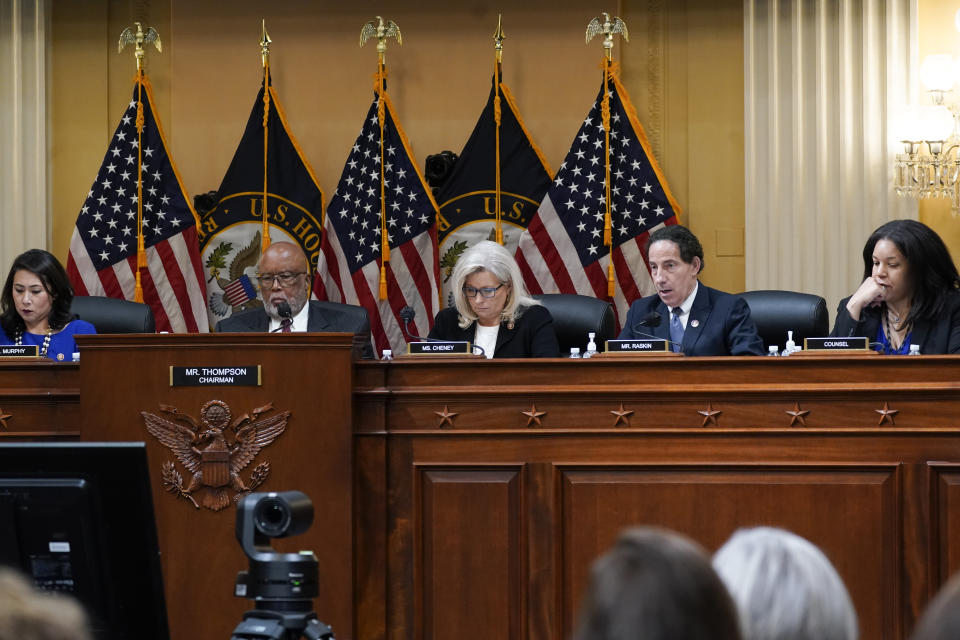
left=313, top=90, right=441, bottom=356
left=67, top=75, right=208, bottom=333
left=515, top=66, right=680, bottom=327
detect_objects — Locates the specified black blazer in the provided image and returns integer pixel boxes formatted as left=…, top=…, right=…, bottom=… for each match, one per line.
left=617, top=284, right=764, bottom=356
left=427, top=305, right=560, bottom=358
left=830, top=290, right=960, bottom=354
left=215, top=300, right=374, bottom=358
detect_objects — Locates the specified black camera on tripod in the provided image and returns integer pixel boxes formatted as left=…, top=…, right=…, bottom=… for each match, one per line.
left=230, top=491, right=334, bottom=640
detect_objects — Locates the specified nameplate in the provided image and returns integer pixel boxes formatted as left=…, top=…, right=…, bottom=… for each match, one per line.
left=804, top=337, right=869, bottom=351
left=169, top=366, right=261, bottom=387
left=605, top=339, right=670, bottom=353
left=407, top=341, right=471, bottom=355
left=0, top=345, right=39, bottom=357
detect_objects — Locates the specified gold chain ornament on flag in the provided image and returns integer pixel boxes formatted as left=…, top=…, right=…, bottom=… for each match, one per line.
left=260, top=20, right=273, bottom=253
left=360, top=16, right=402, bottom=300
left=585, top=12, right=629, bottom=298
left=118, top=22, right=162, bottom=303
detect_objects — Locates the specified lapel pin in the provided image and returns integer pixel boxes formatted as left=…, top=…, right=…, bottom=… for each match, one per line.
left=690, top=319, right=699, bottom=328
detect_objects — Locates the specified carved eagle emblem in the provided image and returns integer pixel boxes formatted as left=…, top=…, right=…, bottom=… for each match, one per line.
left=141, top=399, right=289, bottom=511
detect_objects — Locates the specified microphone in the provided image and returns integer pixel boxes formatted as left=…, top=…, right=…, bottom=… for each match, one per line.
left=399, top=305, right=486, bottom=356
left=271, top=301, right=293, bottom=333
left=627, top=310, right=681, bottom=353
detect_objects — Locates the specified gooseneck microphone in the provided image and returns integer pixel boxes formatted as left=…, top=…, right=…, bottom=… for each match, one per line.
left=629, top=310, right=681, bottom=353
left=271, top=301, right=293, bottom=333
left=400, top=305, right=486, bottom=357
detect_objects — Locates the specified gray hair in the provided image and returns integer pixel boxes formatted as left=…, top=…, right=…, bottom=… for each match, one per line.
left=450, top=240, right=539, bottom=329
left=712, top=527, right=858, bottom=640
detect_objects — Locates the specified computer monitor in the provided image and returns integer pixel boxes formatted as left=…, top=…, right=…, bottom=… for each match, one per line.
left=0, top=442, right=170, bottom=640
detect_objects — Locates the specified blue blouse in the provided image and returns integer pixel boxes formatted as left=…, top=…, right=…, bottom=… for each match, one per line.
left=874, top=323, right=912, bottom=355
left=0, top=320, right=97, bottom=361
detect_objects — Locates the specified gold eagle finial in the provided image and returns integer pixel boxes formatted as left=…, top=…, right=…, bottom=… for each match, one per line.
left=360, top=16, right=402, bottom=64
left=118, top=22, right=162, bottom=71
left=585, top=12, right=629, bottom=60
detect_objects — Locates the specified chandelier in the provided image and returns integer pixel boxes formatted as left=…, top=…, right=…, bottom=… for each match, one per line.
left=893, top=54, right=960, bottom=216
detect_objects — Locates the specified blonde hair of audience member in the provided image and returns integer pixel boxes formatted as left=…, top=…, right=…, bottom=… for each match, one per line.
left=0, top=568, right=92, bottom=640
left=712, top=527, right=858, bottom=640
left=910, top=571, right=960, bottom=640
left=573, top=527, right=742, bottom=640
left=449, top=240, right=539, bottom=329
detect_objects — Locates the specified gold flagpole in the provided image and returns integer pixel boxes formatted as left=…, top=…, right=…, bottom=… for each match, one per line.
left=360, top=16, right=402, bottom=301
left=261, top=20, right=272, bottom=252
left=493, top=16, right=504, bottom=245
left=118, top=22, right=162, bottom=304
left=586, top=12, right=628, bottom=298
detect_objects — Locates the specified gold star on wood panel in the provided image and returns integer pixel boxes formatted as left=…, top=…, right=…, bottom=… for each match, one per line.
left=610, top=402, right=634, bottom=427
left=522, top=404, right=547, bottom=427
left=785, top=403, right=810, bottom=427
left=434, top=405, right=458, bottom=428
left=875, top=402, right=899, bottom=426
left=0, top=408, right=10, bottom=429
left=698, top=403, right=722, bottom=427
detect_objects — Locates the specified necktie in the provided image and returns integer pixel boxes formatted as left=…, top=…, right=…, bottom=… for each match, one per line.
left=280, top=318, right=292, bottom=333
left=669, top=307, right=684, bottom=353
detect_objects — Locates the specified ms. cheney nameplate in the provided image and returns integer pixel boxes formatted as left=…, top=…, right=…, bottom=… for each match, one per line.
left=0, top=345, right=39, bottom=357
left=407, top=341, right=471, bottom=355
left=170, top=366, right=262, bottom=387
left=605, top=339, right=670, bottom=353
left=804, top=337, right=869, bottom=351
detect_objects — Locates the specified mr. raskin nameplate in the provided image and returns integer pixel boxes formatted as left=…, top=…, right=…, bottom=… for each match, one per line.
left=0, top=345, right=39, bottom=357
left=804, top=337, right=869, bottom=351
left=605, top=339, right=670, bottom=353
left=407, top=341, right=471, bottom=355
left=170, top=366, right=262, bottom=387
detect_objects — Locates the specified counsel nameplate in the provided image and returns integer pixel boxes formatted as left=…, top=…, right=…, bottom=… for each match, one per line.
left=804, top=337, right=869, bottom=351
left=605, top=339, right=670, bottom=353
left=407, top=341, right=471, bottom=355
left=0, top=345, right=39, bottom=357
left=170, top=366, right=262, bottom=387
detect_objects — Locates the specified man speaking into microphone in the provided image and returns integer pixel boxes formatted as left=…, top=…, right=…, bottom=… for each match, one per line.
left=215, top=241, right=373, bottom=358
left=617, top=225, right=763, bottom=356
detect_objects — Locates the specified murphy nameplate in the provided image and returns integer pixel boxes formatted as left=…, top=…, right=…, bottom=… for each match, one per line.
left=0, top=345, right=39, bottom=357
left=170, top=366, right=262, bottom=387
left=804, top=337, right=869, bottom=351
left=407, top=341, right=471, bottom=355
left=605, top=339, right=670, bottom=353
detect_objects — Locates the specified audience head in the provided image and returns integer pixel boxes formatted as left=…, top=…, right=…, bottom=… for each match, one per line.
left=450, top=240, right=538, bottom=329
left=910, top=571, right=960, bottom=640
left=572, top=526, right=742, bottom=640
left=860, top=219, right=960, bottom=325
left=647, top=225, right=704, bottom=309
left=256, top=242, right=310, bottom=320
left=712, top=527, right=857, bottom=640
left=0, top=568, right=92, bottom=640
left=0, top=249, right=75, bottom=337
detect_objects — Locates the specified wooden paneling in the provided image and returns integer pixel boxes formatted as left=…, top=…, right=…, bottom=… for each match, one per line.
left=0, top=361, right=79, bottom=438
left=416, top=466, right=523, bottom=640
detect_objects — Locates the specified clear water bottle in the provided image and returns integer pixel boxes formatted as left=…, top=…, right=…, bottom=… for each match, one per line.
left=781, top=331, right=797, bottom=356
left=583, top=332, right=598, bottom=358
left=381, top=349, right=393, bottom=361
left=569, top=347, right=582, bottom=359
left=908, top=344, right=921, bottom=355
left=767, top=345, right=780, bottom=356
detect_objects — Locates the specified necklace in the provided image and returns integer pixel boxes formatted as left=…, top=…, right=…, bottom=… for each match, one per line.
left=14, top=327, right=53, bottom=358
left=882, top=307, right=907, bottom=352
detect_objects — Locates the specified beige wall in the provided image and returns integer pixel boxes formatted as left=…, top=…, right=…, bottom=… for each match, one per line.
left=49, top=0, right=747, bottom=292
left=918, top=0, right=960, bottom=257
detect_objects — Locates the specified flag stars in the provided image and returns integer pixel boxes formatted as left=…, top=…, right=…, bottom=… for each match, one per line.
left=144, top=147, right=154, bottom=157
left=589, top=155, right=600, bottom=166
left=101, top=179, right=112, bottom=189
left=106, top=163, right=117, bottom=173
left=99, top=250, right=110, bottom=261
left=111, top=147, right=121, bottom=157
left=88, top=228, right=99, bottom=238
left=642, top=183, right=653, bottom=193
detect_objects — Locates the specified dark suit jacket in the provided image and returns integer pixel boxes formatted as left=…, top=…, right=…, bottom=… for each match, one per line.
left=617, top=284, right=764, bottom=356
left=215, top=300, right=374, bottom=358
left=427, top=305, right=560, bottom=358
left=830, top=290, right=960, bottom=354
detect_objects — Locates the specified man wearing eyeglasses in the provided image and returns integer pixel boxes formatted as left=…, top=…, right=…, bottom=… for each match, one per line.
left=215, top=242, right=373, bottom=357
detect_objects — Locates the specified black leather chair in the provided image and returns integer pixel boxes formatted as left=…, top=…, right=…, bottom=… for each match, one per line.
left=532, top=293, right=616, bottom=354
left=69, top=295, right=156, bottom=333
left=738, top=290, right=829, bottom=350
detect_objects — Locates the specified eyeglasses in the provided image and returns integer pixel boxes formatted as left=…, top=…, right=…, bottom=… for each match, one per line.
left=462, top=284, right=505, bottom=299
left=256, top=272, right=306, bottom=288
